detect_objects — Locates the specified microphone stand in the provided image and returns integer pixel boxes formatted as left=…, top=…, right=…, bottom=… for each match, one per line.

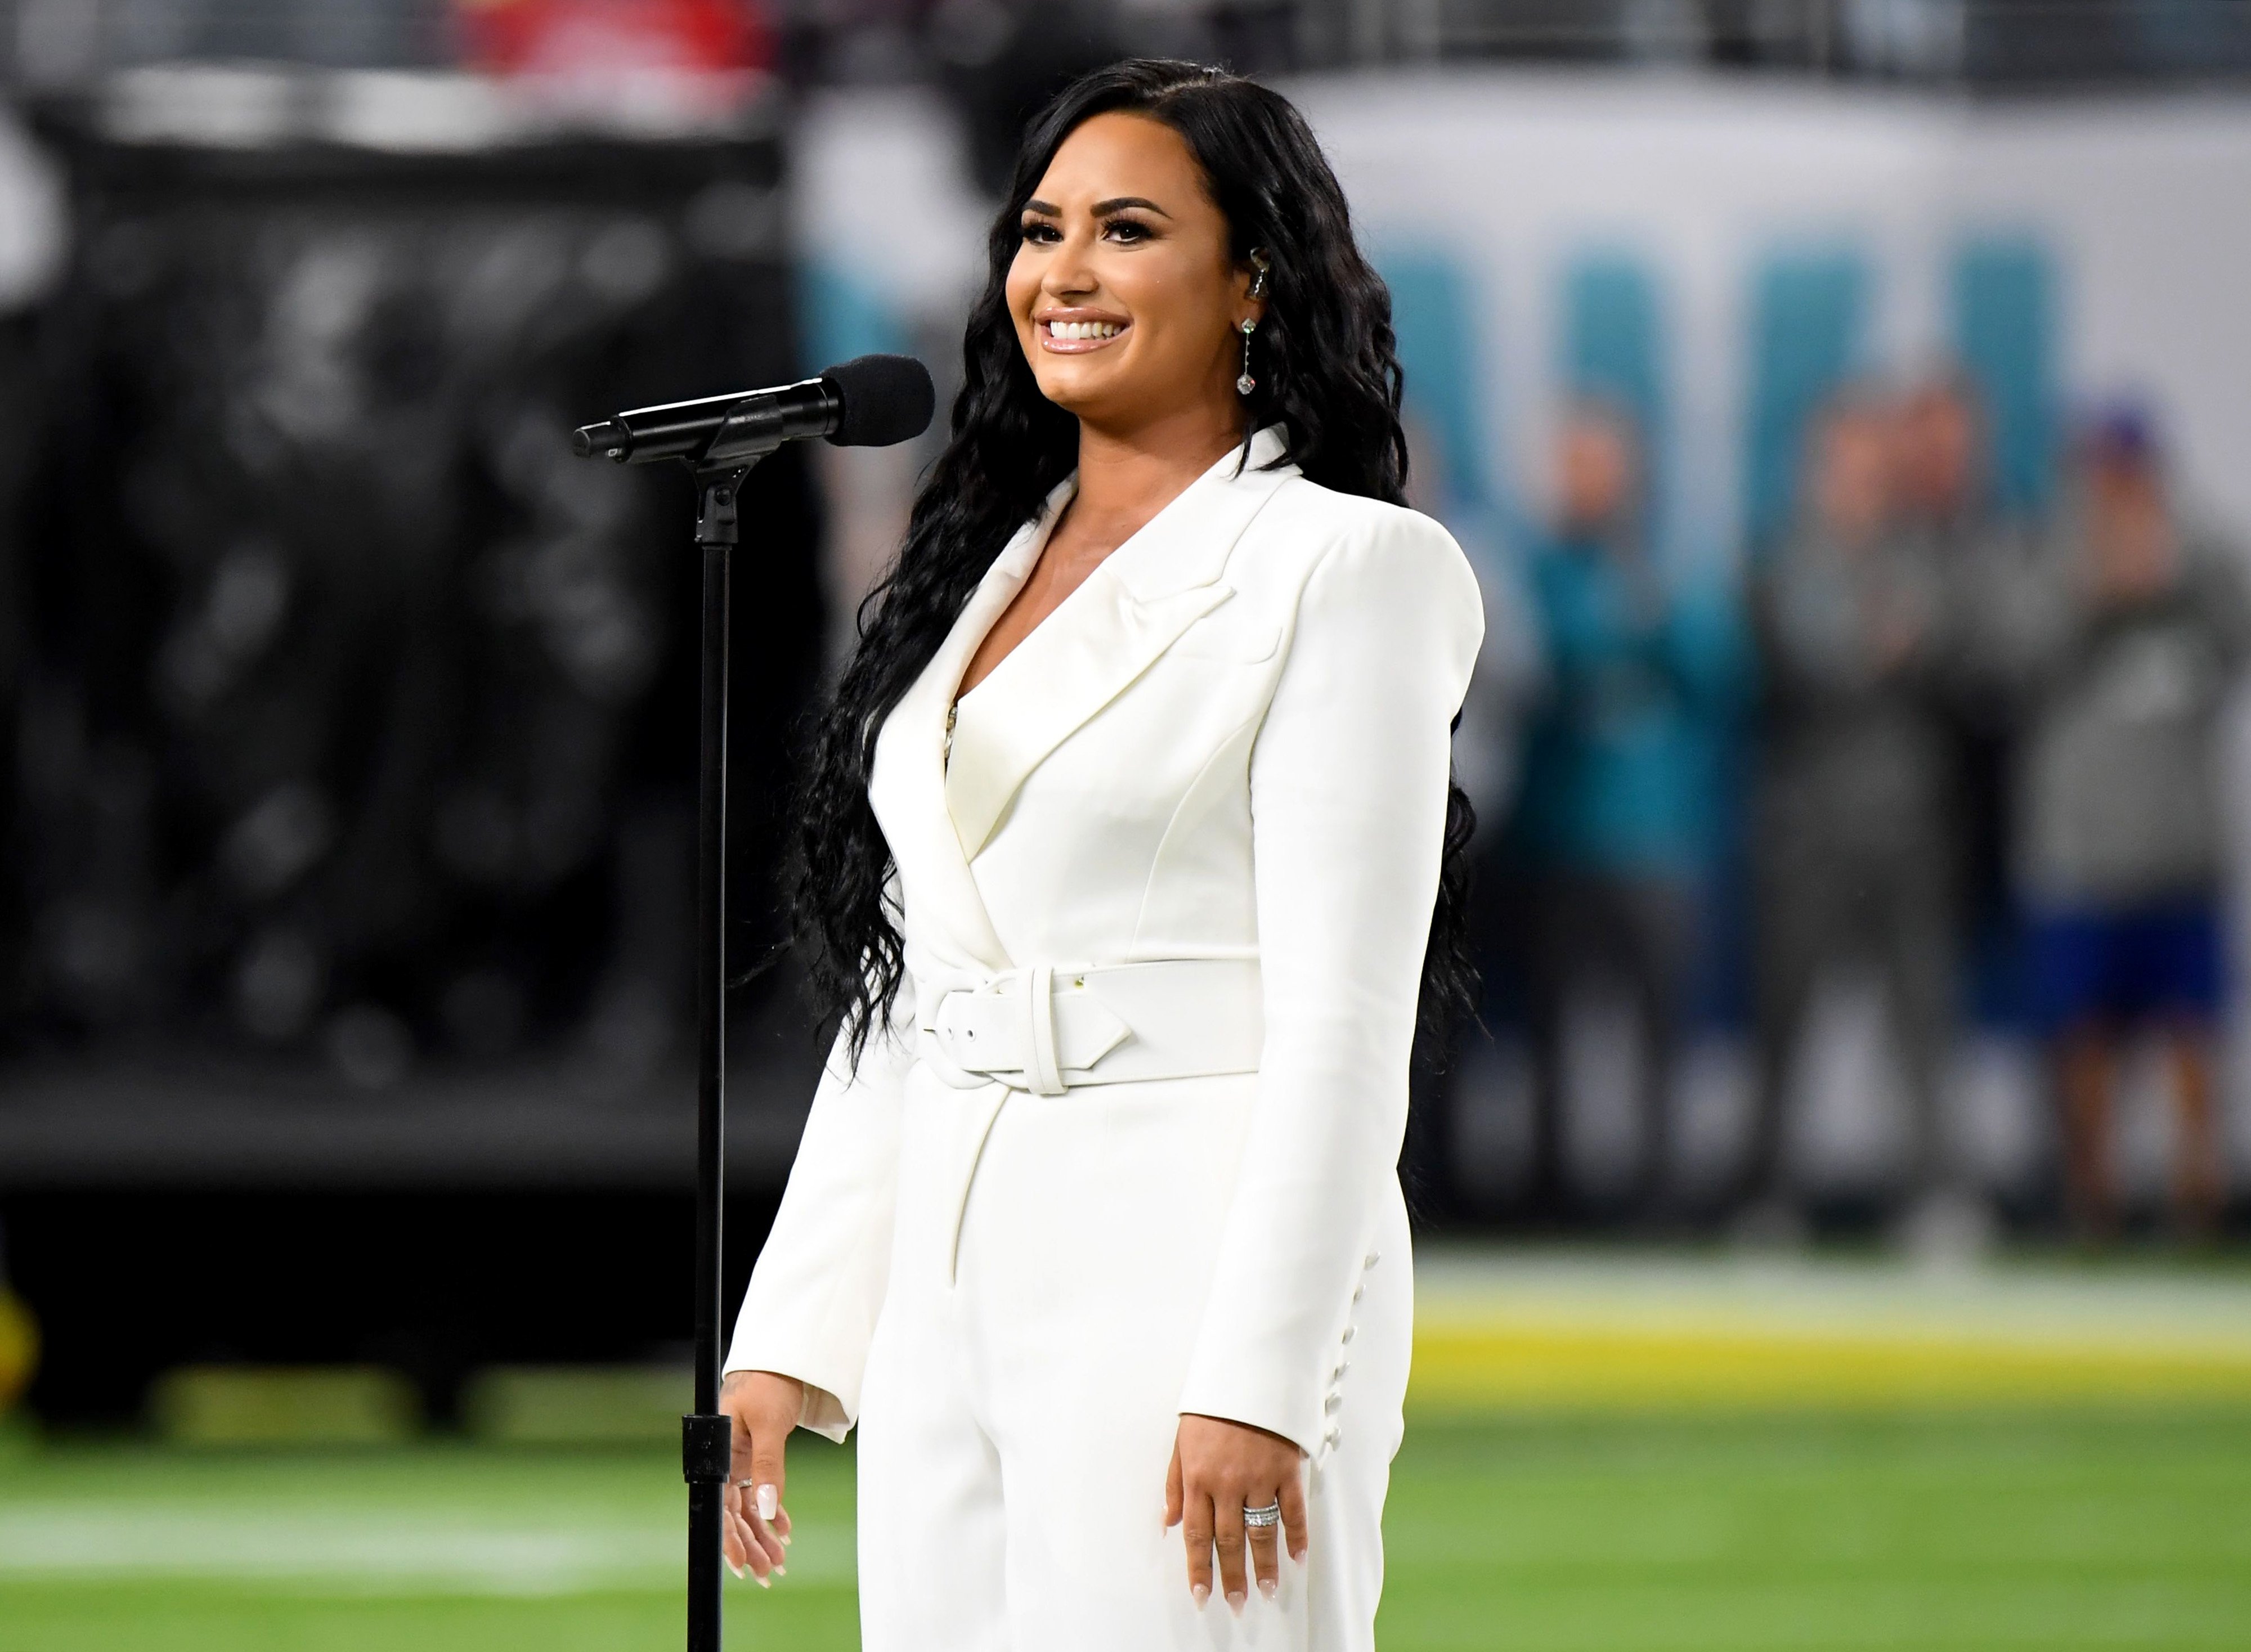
left=590, top=401, right=816, bottom=1652
left=576, top=366, right=925, bottom=1652
left=679, top=458, right=749, bottom=1652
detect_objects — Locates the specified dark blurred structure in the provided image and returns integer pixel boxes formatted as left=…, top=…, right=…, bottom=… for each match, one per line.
left=778, top=0, right=2251, bottom=86
left=0, top=51, right=833, bottom=1421
left=0, top=0, right=774, bottom=80
left=3, top=1, right=2246, bottom=95
left=9, top=76, right=820, bottom=1085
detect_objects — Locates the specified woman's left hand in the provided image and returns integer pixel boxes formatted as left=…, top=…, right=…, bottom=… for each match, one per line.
left=1165, top=1412, right=1308, bottom=1613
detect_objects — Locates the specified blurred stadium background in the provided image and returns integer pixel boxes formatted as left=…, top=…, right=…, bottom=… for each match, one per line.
left=1, top=1, right=2249, bottom=1647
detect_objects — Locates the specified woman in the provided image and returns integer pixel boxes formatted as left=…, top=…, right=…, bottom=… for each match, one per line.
left=720, top=60, right=1482, bottom=1648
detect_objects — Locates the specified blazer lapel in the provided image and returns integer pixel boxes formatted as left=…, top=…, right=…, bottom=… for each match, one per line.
left=872, top=486, right=1070, bottom=972
left=944, top=428, right=1298, bottom=860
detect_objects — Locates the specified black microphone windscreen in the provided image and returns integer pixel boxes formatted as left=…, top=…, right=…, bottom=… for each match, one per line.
left=821, top=354, right=935, bottom=448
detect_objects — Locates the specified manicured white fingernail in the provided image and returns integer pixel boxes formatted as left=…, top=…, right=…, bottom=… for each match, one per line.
left=728, top=1559, right=743, bottom=1579
left=779, top=1533, right=792, bottom=1546
left=755, top=1484, right=779, bottom=1522
left=1191, top=1584, right=1210, bottom=1609
left=755, top=1573, right=771, bottom=1590
left=1227, top=1589, right=1246, bottom=1615
left=1259, top=1578, right=1278, bottom=1602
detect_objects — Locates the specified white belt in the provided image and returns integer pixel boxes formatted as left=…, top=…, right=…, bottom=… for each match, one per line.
left=914, top=959, right=1264, bottom=1095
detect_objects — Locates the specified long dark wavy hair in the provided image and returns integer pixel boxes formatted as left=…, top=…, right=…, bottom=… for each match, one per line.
left=791, top=59, right=1477, bottom=1063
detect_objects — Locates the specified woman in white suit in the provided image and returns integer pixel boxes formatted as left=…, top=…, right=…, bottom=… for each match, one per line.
left=719, top=60, right=1483, bottom=1648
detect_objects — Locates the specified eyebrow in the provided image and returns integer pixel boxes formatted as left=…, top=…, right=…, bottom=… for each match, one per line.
left=1019, top=196, right=1173, bottom=219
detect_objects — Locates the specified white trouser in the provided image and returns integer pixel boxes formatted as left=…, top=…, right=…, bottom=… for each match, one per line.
left=855, top=1061, right=1412, bottom=1651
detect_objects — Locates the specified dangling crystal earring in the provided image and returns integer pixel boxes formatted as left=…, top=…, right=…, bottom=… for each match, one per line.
left=1237, top=248, right=1272, bottom=398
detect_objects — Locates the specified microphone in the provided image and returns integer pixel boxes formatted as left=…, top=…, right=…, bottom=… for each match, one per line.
left=572, top=353, right=935, bottom=469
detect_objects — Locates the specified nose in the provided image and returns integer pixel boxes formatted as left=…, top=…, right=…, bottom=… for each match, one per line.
left=1042, top=228, right=1098, bottom=299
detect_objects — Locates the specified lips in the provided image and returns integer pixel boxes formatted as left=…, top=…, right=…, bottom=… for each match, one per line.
left=1038, top=315, right=1129, bottom=353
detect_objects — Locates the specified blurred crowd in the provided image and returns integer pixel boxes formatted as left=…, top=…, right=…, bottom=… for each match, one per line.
left=1474, top=374, right=2244, bottom=1242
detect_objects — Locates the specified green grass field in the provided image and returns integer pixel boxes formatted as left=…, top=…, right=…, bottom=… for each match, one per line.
left=5, top=1410, right=2249, bottom=1651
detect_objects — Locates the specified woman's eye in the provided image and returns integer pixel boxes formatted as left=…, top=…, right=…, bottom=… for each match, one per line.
left=1020, top=221, right=1061, bottom=245
left=1103, top=219, right=1153, bottom=243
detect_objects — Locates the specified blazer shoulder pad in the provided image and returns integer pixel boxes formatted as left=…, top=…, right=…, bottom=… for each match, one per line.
left=1236, top=477, right=1470, bottom=581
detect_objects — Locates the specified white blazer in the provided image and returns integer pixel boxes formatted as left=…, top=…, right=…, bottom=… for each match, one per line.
left=729, top=425, right=1483, bottom=1463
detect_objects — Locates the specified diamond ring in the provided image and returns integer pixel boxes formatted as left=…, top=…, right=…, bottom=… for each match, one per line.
left=1243, top=1499, right=1283, bottom=1529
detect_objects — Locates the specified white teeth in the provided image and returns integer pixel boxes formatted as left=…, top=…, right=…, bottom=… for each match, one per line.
left=1049, top=320, right=1120, bottom=339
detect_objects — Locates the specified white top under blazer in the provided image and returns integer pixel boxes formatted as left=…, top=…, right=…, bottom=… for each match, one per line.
left=728, top=425, right=1484, bottom=1465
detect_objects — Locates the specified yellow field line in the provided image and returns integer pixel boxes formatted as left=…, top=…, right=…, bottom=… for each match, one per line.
left=1409, top=1317, right=2251, bottom=1411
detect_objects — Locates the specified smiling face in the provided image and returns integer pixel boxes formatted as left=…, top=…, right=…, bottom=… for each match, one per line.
left=1006, top=111, right=1261, bottom=437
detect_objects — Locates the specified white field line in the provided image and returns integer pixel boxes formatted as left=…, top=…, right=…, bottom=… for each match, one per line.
left=0, top=1506, right=855, bottom=1596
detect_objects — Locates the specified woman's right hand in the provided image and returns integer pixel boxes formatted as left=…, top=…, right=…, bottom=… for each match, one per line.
left=720, top=1369, right=804, bottom=1586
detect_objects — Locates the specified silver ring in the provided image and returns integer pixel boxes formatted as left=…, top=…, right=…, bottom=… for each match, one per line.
left=1243, top=1499, right=1283, bottom=1529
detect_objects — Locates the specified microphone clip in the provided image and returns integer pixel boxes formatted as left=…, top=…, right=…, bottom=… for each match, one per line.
left=692, top=463, right=750, bottom=549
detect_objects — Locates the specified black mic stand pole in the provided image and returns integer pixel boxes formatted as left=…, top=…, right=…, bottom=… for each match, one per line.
left=680, top=459, right=754, bottom=1652
left=577, top=354, right=935, bottom=1652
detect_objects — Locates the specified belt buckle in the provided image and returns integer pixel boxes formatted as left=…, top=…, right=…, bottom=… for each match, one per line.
left=927, top=967, right=1068, bottom=1094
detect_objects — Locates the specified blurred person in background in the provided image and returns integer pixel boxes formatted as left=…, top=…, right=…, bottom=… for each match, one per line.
left=1895, top=371, right=2037, bottom=948
left=1747, top=388, right=1968, bottom=1242
left=2017, top=407, right=2244, bottom=1240
left=1512, top=401, right=1739, bottom=1221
